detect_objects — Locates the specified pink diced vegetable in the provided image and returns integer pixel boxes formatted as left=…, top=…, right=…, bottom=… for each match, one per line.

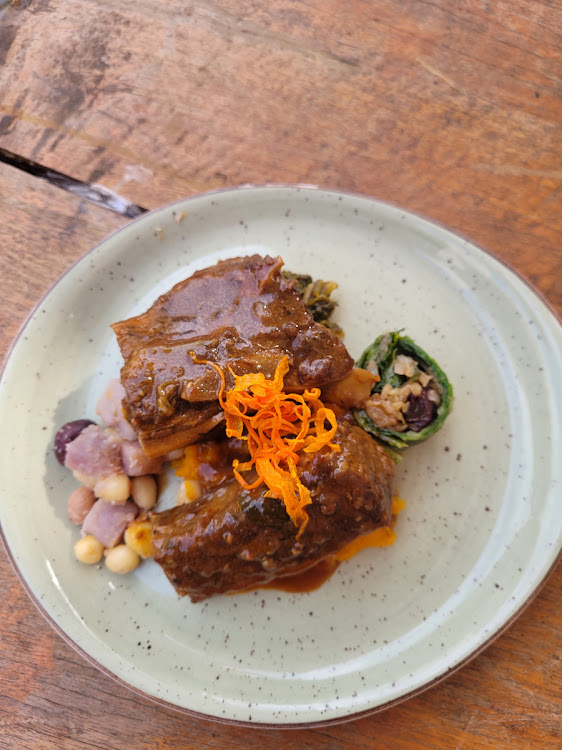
left=96, top=379, right=137, bottom=441
left=54, top=419, right=96, bottom=465
left=64, top=425, right=122, bottom=478
left=121, top=440, right=164, bottom=476
left=81, top=499, right=138, bottom=548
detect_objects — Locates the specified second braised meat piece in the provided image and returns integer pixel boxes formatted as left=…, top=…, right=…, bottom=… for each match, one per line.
left=151, top=421, right=395, bottom=602
left=112, top=255, right=353, bottom=456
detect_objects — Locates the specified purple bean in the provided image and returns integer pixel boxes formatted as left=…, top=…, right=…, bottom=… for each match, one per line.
left=54, top=419, right=96, bottom=465
left=404, top=389, right=437, bottom=432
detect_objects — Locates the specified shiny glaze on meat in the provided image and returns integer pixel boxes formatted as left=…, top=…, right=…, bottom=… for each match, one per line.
left=112, top=255, right=353, bottom=457
left=151, top=421, right=395, bottom=602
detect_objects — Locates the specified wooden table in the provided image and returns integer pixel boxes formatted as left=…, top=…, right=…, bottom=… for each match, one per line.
left=1, top=1, right=560, bottom=747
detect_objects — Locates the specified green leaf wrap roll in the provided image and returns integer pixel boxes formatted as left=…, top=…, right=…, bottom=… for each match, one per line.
left=354, top=332, right=453, bottom=449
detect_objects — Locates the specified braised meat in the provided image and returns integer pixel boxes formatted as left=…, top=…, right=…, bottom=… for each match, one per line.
left=151, top=421, right=395, bottom=602
left=112, top=255, right=353, bottom=457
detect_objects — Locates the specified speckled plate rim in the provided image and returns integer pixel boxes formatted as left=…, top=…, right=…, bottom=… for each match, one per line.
left=0, top=184, right=561, bottom=728
left=1, top=521, right=559, bottom=730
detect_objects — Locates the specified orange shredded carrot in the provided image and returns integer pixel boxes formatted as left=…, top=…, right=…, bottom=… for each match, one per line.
left=198, top=355, right=340, bottom=531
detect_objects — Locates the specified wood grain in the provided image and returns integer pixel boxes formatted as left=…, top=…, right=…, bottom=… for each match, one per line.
left=0, top=165, right=126, bottom=364
left=1, top=0, right=561, bottom=306
left=0, top=0, right=561, bottom=747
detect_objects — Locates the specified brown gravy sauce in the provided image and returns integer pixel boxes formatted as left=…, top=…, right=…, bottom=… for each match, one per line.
left=176, top=438, right=401, bottom=596
left=259, top=556, right=340, bottom=593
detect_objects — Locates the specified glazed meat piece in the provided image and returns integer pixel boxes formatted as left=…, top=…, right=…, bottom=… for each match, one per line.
left=151, top=421, right=395, bottom=602
left=112, top=255, right=353, bottom=457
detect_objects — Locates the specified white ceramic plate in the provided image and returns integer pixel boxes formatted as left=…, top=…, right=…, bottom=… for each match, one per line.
left=1, top=187, right=560, bottom=727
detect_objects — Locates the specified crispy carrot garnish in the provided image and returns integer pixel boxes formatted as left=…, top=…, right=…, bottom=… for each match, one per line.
left=201, top=355, right=339, bottom=530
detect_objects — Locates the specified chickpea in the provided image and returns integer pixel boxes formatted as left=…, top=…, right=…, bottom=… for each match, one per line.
left=72, top=470, right=97, bottom=489
left=124, top=521, right=154, bottom=558
left=74, top=535, right=104, bottom=564
left=94, top=473, right=131, bottom=504
left=67, top=486, right=95, bottom=524
left=131, top=475, right=157, bottom=510
left=176, top=479, right=201, bottom=505
left=104, top=544, right=140, bottom=574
